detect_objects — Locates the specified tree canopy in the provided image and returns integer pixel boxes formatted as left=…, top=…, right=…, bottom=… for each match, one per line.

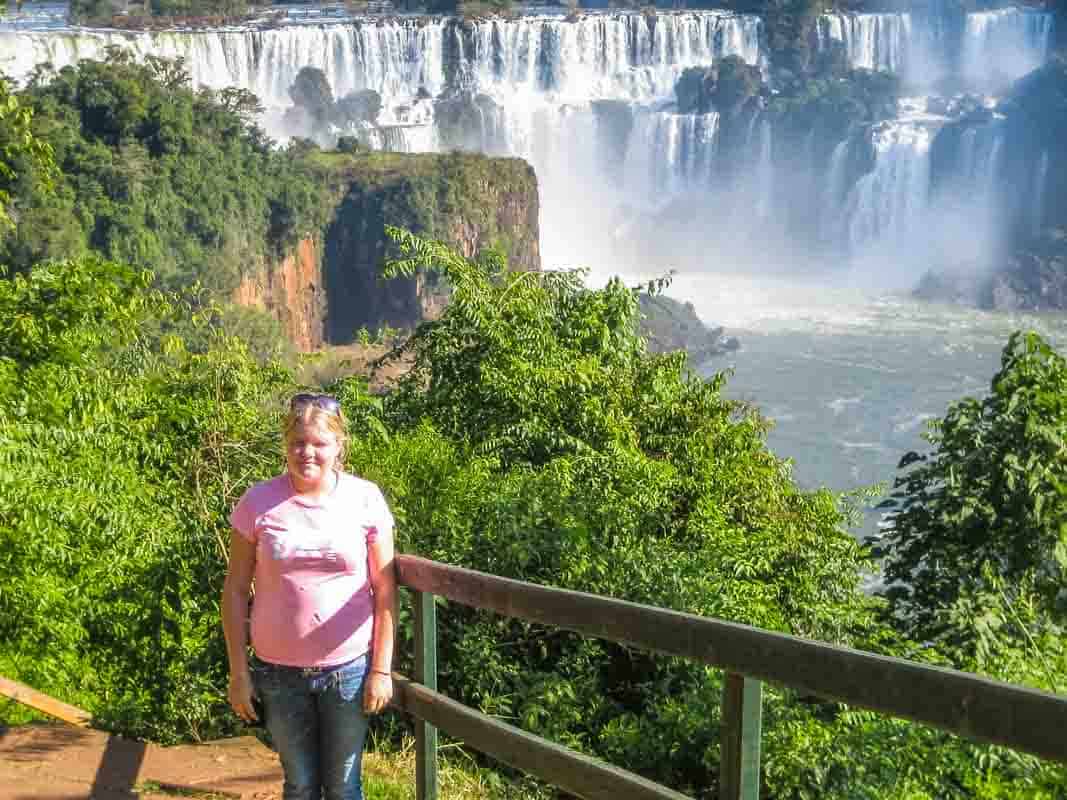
left=3, top=52, right=328, bottom=294
left=0, top=77, right=55, bottom=230
left=876, top=331, right=1067, bottom=669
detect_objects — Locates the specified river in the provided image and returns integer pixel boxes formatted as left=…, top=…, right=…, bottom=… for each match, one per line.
left=592, top=267, right=1067, bottom=540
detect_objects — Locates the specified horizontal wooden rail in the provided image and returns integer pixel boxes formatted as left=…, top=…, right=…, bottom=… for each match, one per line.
left=0, top=675, right=92, bottom=727
left=391, top=673, right=690, bottom=800
left=396, top=554, right=1067, bottom=764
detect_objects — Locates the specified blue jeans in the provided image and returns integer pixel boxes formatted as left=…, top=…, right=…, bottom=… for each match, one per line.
left=252, top=654, right=371, bottom=800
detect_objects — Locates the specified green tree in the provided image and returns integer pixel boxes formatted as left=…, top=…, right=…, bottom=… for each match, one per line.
left=67, top=0, right=122, bottom=25
left=875, top=331, right=1067, bottom=651
left=347, top=228, right=881, bottom=795
left=0, top=255, right=290, bottom=742
left=3, top=53, right=328, bottom=294
left=0, top=77, right=55, bottom=230
left=356, top=233, right=1067, bottom=799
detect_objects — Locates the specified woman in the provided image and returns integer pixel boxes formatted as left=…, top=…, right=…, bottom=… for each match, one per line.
left=222, top=393, right=396, bottom=800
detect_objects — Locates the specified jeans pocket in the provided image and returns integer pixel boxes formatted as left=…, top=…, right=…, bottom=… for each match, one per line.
left=334, top=656, right=367, bottom=703
left=251, top=658, right=282, bottom=696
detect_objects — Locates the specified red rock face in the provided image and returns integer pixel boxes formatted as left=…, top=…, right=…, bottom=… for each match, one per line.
left=233, top=236, right=326, bottom=352
left=232, top=154, right=541, bottom=351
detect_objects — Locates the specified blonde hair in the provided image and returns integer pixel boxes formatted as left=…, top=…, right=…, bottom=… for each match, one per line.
left=283, top=403, right=349, bottom=469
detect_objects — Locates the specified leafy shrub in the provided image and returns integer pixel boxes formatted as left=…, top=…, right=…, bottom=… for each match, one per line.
left=877, top=331, right=1067, bottom=649
left=2, top=237, right=1065, bottom=795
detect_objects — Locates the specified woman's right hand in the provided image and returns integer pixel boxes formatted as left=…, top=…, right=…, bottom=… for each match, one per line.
left=228, top=670, right=259, bottom=724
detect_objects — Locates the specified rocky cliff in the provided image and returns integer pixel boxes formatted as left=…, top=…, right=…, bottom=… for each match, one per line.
left=639, top=294, right=739, bottom=363
left=919, top=60, right=1067, bottom=311
left=233, top=150, right=540, bottom=351
left=233, top=237, right=327, bottom=352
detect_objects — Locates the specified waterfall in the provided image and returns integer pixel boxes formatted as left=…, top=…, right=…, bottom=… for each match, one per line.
left=623, top=111, right=719, bottom=204
left=821, top=139, right=852, bottom=242
left=1033, top=150, right=1050, bottom=236
left=754, top=119, right=774, bottom=220
left=960, top=9, right=1052, bottom=88
left=957, top=124, right=1005, bottom=206
left=2, top=12, right=761, bottom=103
left=815, top=6, right=1052, bottom=89
left=844, top=122, right=933, bottom=255
left=816, top=13, right=910, bottom=73
left=461, top=12, right=760, bottom=103
left=1, top=21, right=449, bottom=107
left=362, top=124, right=439, bottom=154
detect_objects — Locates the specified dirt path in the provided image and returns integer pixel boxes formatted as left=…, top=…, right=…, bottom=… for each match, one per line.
left=0, top=723, right=283, bottom=799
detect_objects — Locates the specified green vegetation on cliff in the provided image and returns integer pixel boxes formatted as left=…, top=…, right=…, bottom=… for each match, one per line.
left=4, top=52, right=328, bottom=294
left=676, top=55, right=763, bottom=116
left=69, top=0, right=250, bottom=25
left=4, top=55, right=540, bottom=349
left=309, top=149, right=538, bottom=270
left=766, top=67, right=900, bottom=145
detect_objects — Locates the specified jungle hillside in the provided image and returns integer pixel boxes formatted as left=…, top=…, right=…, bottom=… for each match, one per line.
left=1, top=53, right=1066, bottom=800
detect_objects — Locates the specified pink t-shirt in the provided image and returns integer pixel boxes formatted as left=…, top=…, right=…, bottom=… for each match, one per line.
left=229, top=472, right=394, bottom=668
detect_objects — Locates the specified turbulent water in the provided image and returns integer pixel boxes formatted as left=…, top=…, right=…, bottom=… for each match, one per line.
left=585, top=267, right=1067, bottom=538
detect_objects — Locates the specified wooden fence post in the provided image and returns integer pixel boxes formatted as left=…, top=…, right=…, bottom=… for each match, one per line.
left=414, top=590, right=439, bottom=800
left=720, top=672, right=762, bottom=800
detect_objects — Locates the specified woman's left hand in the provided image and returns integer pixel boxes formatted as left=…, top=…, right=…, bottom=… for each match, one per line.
left=364, top=671, right=393, bottom=715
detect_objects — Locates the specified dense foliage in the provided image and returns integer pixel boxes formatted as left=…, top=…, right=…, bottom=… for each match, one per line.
left=676, top=56, right=763, bottom=116
left=0, top=79, right=55, bottom=230
left=0, top=255, right=289, bottom=741
left=1, top=44, right=1066, bottom=800
left=2, top=225, right=1067, bottom=795
left=3, top=52, right=329, bottom=294
left=69, top=0, right=249, bottom=24
left=766, top=68, right=900, bottom=140
left=877, top=331, right=1067, bottom=662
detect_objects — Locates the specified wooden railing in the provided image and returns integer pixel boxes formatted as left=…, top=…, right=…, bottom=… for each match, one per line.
left=391, top=554, right=1067, bottom=800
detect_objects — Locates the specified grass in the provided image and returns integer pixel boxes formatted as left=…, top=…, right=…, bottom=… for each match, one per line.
left=362, top=735, right=549, bottom=800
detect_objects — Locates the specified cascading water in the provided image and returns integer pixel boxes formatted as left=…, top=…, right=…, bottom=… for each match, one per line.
left=2, top=11, right=761, bottom=104
left=1033, top=149, right=1050, bottom=236
left=753, top=119, right=775, bottom=221
left=960, top=9, right=1053, bottom=88
left=956, top=124, right=1005, bottom=210
left=623, top=110, right=719, bottom=201
left=844, top=122, right=933, bottom=260
left=2, top=21, right=449, bottom=107
left=822, top=140, right=852, bottom=238
left=816, top=13, right=911, bottom=74
left=0, top=4, right=1056, bottom=277
left=816, top=6, right=1052, bottom=89
left=460, top=12, right=761, bottom=102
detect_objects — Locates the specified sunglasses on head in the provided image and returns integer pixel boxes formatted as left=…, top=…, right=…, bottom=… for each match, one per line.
left=290, top=393, right=341, bottom=415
